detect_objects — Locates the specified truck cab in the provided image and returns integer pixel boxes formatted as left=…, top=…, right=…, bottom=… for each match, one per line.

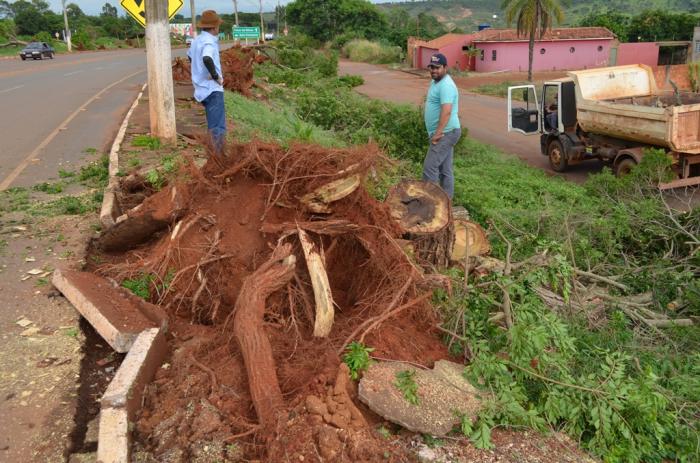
left=507, top=65, right=700, bottom=188
left=508, top=79, right=584, bottom=172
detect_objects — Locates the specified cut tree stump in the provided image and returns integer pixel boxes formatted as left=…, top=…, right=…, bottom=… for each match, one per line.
left=232, top=244, right=296, bottom=429
left=385, top=181, right=453, bottom=268
left=451, top=219, right=490, bottom=262
left=297, top=228, right=335, bottom=337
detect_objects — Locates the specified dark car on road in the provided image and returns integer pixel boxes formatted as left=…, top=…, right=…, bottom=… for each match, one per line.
left=20, top=42, right=55, bottom=60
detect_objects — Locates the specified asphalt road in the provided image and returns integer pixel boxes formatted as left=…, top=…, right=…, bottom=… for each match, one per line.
left=338, top=60, right=605, bottom=183
left=0, top=47, right=190, bottom=190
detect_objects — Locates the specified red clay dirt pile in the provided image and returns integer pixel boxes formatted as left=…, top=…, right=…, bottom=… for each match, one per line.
left=172, top=45, right=266, bottom=97
left=89, top=139, right=453, bottom=461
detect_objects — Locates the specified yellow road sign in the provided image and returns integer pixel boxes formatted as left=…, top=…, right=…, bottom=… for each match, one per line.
left=120, top=0, right=184, bottom=28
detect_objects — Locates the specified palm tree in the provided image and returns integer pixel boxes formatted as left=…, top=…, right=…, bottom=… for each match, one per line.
left=501, top=0, right=564, bottom=81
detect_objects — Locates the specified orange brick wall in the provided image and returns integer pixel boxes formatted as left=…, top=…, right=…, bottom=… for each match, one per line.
left=654, top=65, right=692, bottom=90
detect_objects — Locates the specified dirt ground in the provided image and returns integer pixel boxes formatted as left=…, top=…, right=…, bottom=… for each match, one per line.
left=0, top=209, right=104, bottom=462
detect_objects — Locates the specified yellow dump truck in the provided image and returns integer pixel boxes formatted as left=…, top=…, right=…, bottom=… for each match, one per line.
left=507, top=64, right=700, bottom=189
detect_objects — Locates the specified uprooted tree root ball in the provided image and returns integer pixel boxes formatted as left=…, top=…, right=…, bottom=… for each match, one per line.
left=89, top=139, right=452, bottom=461
left=172, top=45, right=267, bottom=97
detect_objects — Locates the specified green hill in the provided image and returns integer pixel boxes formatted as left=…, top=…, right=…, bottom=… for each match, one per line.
left=376, top=0, right=700, bottom=33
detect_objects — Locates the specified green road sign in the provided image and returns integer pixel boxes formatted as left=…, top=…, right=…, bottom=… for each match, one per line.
left=233, top=26, right=260, bottom=39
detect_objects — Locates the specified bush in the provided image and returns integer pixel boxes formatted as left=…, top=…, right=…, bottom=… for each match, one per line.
left=72, top=30, right=95, bottom=50
left=341, top=39, right=402, bottom=64
left=32, top=31, right=54, bottom=44
left=329, top=31, right=364, bottom=50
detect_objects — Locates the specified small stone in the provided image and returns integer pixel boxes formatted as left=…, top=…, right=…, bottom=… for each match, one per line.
left=16, top=318, right=33, bottom=327
left=27, top=268, right=43, bottom=275
left=20, top=327, right=41, bottom=337
left=305, top=395, right=327, bottom=416
left=25, top=257, right=36, bottom=262
left=21, top=390, right=33, bottom=398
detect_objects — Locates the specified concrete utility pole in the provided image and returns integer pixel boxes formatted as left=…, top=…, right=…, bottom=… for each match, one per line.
left=259, top=0, right=265, bottom=43
left=190, top=0, right=196, bottom=37
left=145, top=0, right=177, bottom=143
left=233, top=0, right=239, bottom=26
left=61, top=0, right=71, bottom=52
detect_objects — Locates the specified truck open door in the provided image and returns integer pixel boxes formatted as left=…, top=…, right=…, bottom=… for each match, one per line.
left=508, top=85, right=540, bottom=135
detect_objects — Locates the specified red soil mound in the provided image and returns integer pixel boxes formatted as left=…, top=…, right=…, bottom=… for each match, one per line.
left=91, top=140, right=451, bottom=461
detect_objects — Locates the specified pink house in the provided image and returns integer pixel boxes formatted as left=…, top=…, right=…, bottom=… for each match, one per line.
left=411, top=27, right=616, bottom=73
left=472, top=27, right=615, bottom=72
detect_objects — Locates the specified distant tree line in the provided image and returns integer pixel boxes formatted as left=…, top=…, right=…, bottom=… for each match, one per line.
left=285, top=0, right=448, bottom=49
left=578, top=9, right=699, bottom=42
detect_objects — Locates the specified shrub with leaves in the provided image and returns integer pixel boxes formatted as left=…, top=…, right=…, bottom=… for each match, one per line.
left=342, top=341, right=374, bottom=380
left=394, top=369, right=420, bottom=405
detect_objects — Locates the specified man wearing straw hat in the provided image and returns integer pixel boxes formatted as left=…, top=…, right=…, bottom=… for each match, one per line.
left=188, top=10, right=226, bottom=154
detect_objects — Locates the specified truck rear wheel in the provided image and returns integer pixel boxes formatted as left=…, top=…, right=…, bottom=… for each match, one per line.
left=547, top=139, right=568, bottom=172
left=615, top=158, right=637, bottom=177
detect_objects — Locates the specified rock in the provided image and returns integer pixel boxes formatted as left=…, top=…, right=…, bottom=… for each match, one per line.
left=20, top=327, right=41, bottom=337
left=16, top=318, right=33, bottom=327
left=358, top=360, right=484, bottom=437
left=417, top=445, right=439, bottom=462
left=315, top=426, right=341, bottom=461
left=305, top=395, right=327, bottom=416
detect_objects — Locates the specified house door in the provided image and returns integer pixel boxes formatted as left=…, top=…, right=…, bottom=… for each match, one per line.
left=609, top=47, right=618, bottom=66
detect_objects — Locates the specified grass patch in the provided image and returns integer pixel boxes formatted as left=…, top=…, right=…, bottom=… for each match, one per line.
left=470, top=81, right=528, bottom=99
left=78, top=155, right=109, bottom=189
left=0, top=187, right=31, bottom=213
left=224, top=92, right=343, bottom=147
left=341, top=39, right=402, bottom=64
left=131, top=135, right=162, bottom=150
left=33, top=182, right=64, bottom=194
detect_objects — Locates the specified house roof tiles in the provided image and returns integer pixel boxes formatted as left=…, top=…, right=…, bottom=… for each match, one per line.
left=472, top=27, right=615, bottom=42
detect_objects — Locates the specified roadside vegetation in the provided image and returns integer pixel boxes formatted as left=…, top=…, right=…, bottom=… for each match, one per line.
left=246, top=52, right=700, bottom=462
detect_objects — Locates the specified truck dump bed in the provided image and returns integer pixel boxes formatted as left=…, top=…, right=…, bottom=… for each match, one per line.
left=569, top=65, right=700, bottom=154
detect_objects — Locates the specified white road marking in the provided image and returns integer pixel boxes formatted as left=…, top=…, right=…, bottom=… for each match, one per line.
left=64, top=70, right=84, bottom=76
left=0, top=85, right=25, bottom=94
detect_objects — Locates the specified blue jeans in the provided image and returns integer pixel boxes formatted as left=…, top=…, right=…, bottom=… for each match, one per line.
left=422, top=129, right=461, bottom=199
left=202, top=91, right=226, bottom=154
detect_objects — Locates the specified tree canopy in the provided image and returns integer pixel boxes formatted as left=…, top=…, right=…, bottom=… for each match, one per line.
left=286, top=0, right=388, bottom=42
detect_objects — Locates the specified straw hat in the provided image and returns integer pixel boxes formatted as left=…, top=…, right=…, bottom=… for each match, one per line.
left=197, top=10, right=223, bottom=29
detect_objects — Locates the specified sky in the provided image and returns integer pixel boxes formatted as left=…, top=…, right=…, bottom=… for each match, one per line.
left=43, top=0, right=401, bottom=16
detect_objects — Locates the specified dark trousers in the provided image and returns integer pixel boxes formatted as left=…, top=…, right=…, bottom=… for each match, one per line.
left=422, top=128, right=461, bottom=199
left=202, top=91, right=226, bottom=154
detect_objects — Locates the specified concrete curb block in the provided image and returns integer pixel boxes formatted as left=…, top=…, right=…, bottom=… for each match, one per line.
left=52, top=269, right=141, bottom=353
left=100, top=82, right=148, bottom=229
left=97, top=327, right=167, bottom=463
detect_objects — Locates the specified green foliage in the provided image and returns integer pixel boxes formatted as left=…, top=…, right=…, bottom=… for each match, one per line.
left=145, top=169, right=165, bottom=191
left=341, top=39, right=402, bottom=64
left=471, top=81, right=529, bottom=99
left=132, top=135, right=162, bottom=150
left=286, top=0, right=388, bottom=42
left=78, top=155, right=109, bottom=189
left=578, top=10, right=631, bottom=41
left=394, top=369, right=420, bottom=405
left=121, top=273, right=155, bottom=300
left=32, top=181, right=63, bottom=194
left=71, top=29, right=95, bottom=50
left=627, top=9, right=699, bottom=42
left=44, top=195, right=93, bottom=215
left=336, top=74, right=364, bottom=88
left=342, top=341, right=374, bottom=380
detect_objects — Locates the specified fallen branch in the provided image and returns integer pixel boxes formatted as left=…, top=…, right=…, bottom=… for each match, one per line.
left=574, top=269, right=629, bottom=292
left=358, top=291, right=432, bottom=344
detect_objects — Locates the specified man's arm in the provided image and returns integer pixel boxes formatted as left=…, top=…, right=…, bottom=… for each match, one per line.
left=202, top=44, right=223, bottom=85
left=431, top=103, right=452, bottom=144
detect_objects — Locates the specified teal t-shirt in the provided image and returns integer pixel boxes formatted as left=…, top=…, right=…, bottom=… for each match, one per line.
left=424, top=74, right=460, bottom=137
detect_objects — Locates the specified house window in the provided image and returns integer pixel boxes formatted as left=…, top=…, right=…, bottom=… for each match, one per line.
left=597, top=45, right=604, bottom=52
left=492, top=49, right=497, bottom=61
left=569, top=47, right=575, bottom=53
left=480, top=49, right=484, bottom=61
left=540, top=48, right=546, bottom=54
left=695, top=41, right=700, bottom=53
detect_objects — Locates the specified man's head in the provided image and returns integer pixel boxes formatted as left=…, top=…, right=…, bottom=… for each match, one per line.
left=198, top=10, right=223, bottom=35
left=428, top=53, right=448, bottom=81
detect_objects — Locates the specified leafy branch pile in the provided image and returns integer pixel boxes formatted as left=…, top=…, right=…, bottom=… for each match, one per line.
left=248, top=53, right=699, bottom=462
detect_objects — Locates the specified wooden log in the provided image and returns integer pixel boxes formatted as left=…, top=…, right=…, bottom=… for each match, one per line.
left=297, top=228, right=335, bottom=337
left=451, top=219, right=490, bottom=262
left=233, top=244, right=296, bottom=429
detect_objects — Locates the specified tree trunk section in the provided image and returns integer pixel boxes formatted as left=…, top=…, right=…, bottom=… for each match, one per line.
left=233, top=244, right=296, bottom=428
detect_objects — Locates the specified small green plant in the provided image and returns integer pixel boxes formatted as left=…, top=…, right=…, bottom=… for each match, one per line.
left=122, top=273, right=155, bottom=300
left=377, top=425, right=392, bottom=439
left=64, top=327, right=79, bottom=338
left=58, top=169, right=76, bottom=178
left=394, top=369, right=419, bottom=405
left=35, top=277, right=49, bottom=286
left=33, top=182, right=64, bottom=194
left=132, top=135, right=162, bottom=150
left=422, top=434, right=443, bottom=448
left=145, top=169, right=165, bottom=190
left=78, top=155, right=109, bottom=188
left=44, top=196, right=93, bottom=215
left=342, top=341, right=374, bottom=380
left=160, top=154, right=180, bottom=174
left=83, top=147, right=98, bottom=154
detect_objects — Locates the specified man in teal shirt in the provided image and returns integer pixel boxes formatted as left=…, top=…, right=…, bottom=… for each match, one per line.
left=423, top=53, right=461, bottom=199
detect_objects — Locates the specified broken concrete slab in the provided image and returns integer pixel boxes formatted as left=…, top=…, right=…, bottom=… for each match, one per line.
left=52, top=269, right=157, bottom=352
left=102, top=327, right=167, bottom=414
left=358, top=360, right=484, bottom=437
left=97, top=407, right=129, bottom=463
